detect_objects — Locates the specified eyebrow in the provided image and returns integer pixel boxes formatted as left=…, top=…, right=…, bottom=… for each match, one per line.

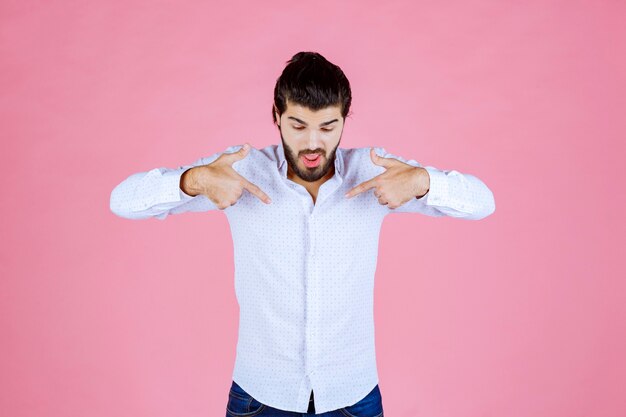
left=287, top=116, right=339, bottom=127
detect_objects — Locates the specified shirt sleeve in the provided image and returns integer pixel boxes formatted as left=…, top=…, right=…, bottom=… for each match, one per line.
left=375, top=147, right=496, bottom=220
left=109, top=144, right=244, bottom=220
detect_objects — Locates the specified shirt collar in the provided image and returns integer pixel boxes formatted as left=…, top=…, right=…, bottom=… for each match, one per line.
left=277, top=142, right=343, bottom=179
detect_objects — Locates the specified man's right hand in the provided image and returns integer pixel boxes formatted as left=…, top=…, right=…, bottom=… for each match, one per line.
left=180, top=143, right=272, bottom=209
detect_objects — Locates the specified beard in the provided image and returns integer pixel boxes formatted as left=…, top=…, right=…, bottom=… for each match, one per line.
left=280, top=130, right=340, bottom=183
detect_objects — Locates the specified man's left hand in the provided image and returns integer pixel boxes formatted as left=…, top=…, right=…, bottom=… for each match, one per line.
left=344, top=148, right=430, bottom=209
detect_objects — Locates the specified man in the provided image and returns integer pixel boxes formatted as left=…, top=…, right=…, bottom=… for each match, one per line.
left=110, top=51, right=495, bottom=416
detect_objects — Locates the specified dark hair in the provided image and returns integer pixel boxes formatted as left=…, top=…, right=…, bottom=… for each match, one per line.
left=272, top=51, right=352, bottom=125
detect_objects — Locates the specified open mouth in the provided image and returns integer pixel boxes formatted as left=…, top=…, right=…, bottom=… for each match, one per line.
left=300, top=153, right=322, bottom=168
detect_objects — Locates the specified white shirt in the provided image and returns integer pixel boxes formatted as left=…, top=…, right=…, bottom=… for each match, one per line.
left=110, top=142, right=496, bottom=413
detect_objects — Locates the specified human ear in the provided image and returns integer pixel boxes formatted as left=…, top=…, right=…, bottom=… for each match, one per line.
left=274, top=108, right=281, bottom=127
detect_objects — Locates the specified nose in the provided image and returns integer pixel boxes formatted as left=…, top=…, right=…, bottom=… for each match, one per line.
left=305, top=131, right=324, bottom=150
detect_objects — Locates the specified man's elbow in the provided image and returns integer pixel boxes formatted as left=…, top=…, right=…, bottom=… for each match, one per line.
left=476, top=190, right=496, bottom=220
left=109, top=185, right=136, bottom=220
left=110, top=187, right=126, bottom=218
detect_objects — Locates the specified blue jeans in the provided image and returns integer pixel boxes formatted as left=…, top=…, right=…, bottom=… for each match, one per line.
left=225, top=380, right=384, bottom=417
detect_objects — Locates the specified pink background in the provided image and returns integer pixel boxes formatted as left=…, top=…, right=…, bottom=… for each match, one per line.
left=2, top=1, right=625, bottom=416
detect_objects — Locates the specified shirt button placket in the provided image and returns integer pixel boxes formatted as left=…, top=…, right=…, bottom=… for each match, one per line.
left=305, top=212, right=317, bottom=379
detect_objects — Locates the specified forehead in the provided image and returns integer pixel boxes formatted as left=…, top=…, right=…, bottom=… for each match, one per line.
left=284, top=99, right=342, bottom=121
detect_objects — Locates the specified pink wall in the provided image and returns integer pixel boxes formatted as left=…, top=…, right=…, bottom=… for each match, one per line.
left=2, top=1, right=624, bottom=416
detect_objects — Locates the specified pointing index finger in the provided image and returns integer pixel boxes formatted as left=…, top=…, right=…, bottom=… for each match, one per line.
left=344, top=178, right=376, bottom=198
left=241, top=177, right=272, bottom=204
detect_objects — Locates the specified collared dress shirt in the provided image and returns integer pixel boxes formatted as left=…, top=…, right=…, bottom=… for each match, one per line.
left=109, top=142, right=495, bottom=413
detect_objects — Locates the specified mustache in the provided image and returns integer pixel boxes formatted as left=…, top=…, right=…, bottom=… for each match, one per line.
left=300, top=150, right=324, bottom=156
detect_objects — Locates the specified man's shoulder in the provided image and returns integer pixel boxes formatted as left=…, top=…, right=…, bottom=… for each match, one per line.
left=255, top=144, right=280, bottom=160
left=338, top=146, right=387, bottom=178
left=340, top=146, right=385, bottom=157
left=219, top=144, right=279, bottom=164
left=339, top=146, right=387, bottom=167
left=229, top=144, right=281, bottom=172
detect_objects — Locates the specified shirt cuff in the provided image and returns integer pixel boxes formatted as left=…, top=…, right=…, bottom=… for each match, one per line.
left=422, top=166, right=449, bottom=206
left=161, top=168, right=195, bottom=203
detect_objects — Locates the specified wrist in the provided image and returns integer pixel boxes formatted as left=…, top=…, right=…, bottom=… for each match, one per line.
left=180, top=167, right=199, bottom=196
left=415, top=167, right=430, bottom=199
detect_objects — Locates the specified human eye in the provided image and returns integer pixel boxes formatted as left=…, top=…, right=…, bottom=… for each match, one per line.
left=292, top=125, right=305, bottom=130
left=322, top=127, right=334, bottom=132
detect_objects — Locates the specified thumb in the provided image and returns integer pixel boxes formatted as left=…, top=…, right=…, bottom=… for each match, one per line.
left=370, top=147, right=394, bottom=168
left=222, top=143, right=251, bottom=164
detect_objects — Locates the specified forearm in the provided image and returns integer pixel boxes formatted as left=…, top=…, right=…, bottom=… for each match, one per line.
left=110, top=166, right=198, bottom=220
left=419, top=166, right=496, bottom=219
